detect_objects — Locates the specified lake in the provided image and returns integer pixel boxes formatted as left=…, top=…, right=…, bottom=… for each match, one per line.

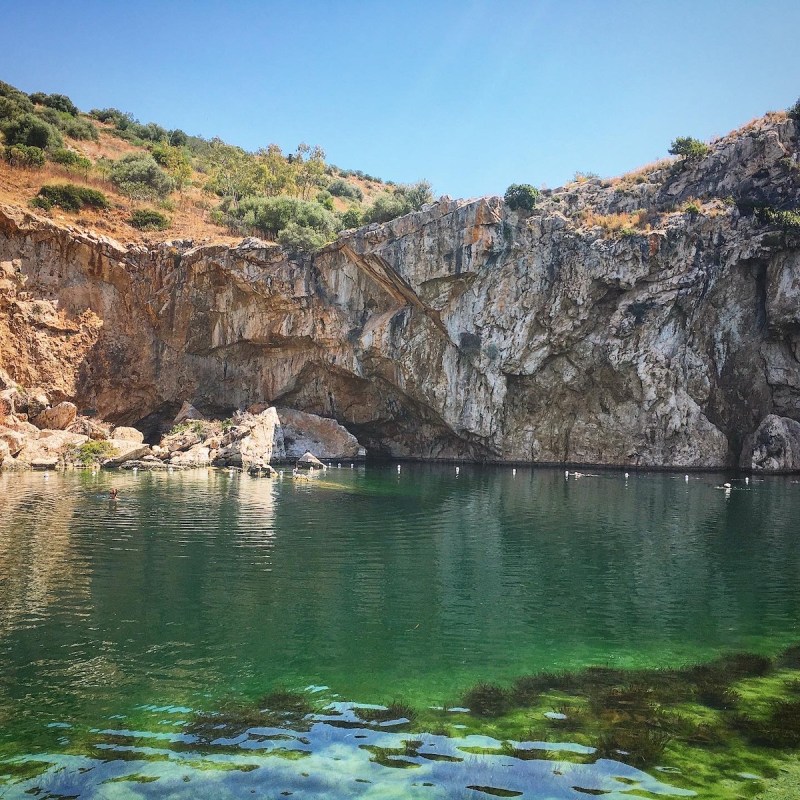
left=1, top=465, right=799, bottom=798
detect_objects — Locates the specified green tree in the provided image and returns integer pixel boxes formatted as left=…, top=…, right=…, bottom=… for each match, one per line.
left=668, top=137, right=710, bottom=161
left=255, top=143, right=295, bottom=196
left=292, top=143, right=327, bottom=200
left=205, top=139, right=260, bottom=205
left=503, top=184, right=539, bottom=211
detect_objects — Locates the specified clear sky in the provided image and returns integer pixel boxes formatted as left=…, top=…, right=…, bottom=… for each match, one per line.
left=2, top=0, right=799, bottom=199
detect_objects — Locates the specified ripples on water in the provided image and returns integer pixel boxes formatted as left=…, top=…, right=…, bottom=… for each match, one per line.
left=1, top=466, right=799, bottom=797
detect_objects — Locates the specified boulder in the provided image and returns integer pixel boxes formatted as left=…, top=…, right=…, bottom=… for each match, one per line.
left=161, top=429, right=201, bottom=454
left=0, top=439, right=9, bottom=464
left=67, top=416, right=113, bottom=440
left=111, top=426, right=145, bottom=443
left=275, top=407, right=366, bottom=460
left=742, top=415, right=800, bottom=471
left=0, top=425, right=28, bottom=456
left=32, top=401, right=78, bottom=431
left=14, top=430, right=88, bottom=466
left=102, top=439, right=151, bottom=467
left=297, top=451, right=324, bottom=468
left=31, top=457, right=59, bottom=470
left=173, top=400, right=204, bottom=426
left=170, top=444, right=211, bottom=467
left=213, top=407, right=278, bottom=468
left=18, top=389, right=49, bottom=418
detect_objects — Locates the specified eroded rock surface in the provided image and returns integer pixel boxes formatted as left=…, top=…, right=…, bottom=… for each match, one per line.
left=1, top=115, right=799, bottom=468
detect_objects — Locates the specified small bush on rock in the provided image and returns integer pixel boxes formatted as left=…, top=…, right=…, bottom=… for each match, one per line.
left=668, top=136, right=710, bottom=161
left=504, top=183, right=539, bottom=211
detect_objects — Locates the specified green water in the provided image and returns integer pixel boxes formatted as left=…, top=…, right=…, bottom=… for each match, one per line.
left=1, top=466, right=799, bottom=798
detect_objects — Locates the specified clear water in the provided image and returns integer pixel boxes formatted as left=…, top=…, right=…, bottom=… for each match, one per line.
left=1, top=466, right=799, bottom=798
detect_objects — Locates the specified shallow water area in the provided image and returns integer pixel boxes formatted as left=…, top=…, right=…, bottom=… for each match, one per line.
left=1, top=465, right=799, bottom=798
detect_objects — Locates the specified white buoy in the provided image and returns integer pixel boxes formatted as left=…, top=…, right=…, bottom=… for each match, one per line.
left=168, top=466, right=174, bottom=473
left=132, top=466, right=138, bottom=473
left=685, top=474, right=689, bottom=482
left=624, top=472, right=629, bottom=479
left=745, top=476, right=750, bottom=485
left=397, top=464, right=401, bottom=473
left=43, top=472, right=49, bottom=479
left=565, top=470, right=569, bottom=479
left=350, top=463, right=353, bottom=469
left=512, top=468, right=516, bottom=476
left=338, top=463, right=341, bottom=468
left=455, top=466, right=460, bottom=475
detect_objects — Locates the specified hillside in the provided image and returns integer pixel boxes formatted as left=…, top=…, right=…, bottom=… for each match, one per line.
left=0, top=80, right=427, bottom=247
left=1, top=82, right=800, bottom=470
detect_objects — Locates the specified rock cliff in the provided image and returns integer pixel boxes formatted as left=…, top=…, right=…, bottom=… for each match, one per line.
left=1, top=113, right=799, bottom=468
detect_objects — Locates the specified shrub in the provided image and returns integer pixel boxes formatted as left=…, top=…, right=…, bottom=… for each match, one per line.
left=504, top=183, right=540, bottom=211
left=61, top=116, right=98, bottom=141
left=225, top=195, right=339, bottom=241
left=74, top=440, right=117, bottom=466
left=788, top=98, right=800, bottom=121
left=0, top=81, right=34, bottom=117
left=3, top=144, right=45, bottom=168
left=1, top=113, right=62, bottom=149
left=363, top=181, right=433, bottom=224
left=278, top=222, right=330, bottom=253
left=668, top=136, right=710, bottom=161
left=35, top=183, right=109, bottom=212
left=328, top=178, right=363, bottom=202
left=759, top=207, right=800, bottom=230
left=49, top=148, right=92, bottom=171
left=316, top=189, right=335, bottom=210
left=129, top=209, right=170, bottom=230
left=29, top=92, right=79, bottom=116
left=340, top=206, right=363, bottom=229
left=110, top=153, right=175, bottom=200
left=683, top=201, right=701, bottom=215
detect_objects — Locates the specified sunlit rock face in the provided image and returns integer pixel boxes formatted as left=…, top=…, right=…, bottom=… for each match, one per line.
left=1, top=115, right=799, bottom=468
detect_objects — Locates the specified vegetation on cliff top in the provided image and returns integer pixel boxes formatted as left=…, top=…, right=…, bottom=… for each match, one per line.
left=0, top=79, right=433, bottom=250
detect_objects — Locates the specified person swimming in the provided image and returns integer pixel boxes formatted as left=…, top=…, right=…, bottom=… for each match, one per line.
left=109, top=488, right=118, bottom=500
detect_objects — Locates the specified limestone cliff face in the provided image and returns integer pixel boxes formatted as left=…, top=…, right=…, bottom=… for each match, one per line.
left=1, top=114, right=799, bottom=467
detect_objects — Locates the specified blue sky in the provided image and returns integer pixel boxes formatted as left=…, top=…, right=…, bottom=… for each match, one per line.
left=2, top=0, right=798, bottom=198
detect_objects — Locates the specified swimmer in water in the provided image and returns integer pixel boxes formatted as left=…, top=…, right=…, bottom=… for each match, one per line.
left=109, top=488, right=118, bottom=500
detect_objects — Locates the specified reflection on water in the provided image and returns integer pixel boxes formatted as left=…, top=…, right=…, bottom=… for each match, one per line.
left=1, top=466, right=799, bottom=797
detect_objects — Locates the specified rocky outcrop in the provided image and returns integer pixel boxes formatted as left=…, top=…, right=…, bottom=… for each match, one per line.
left=742, top=414, right=800, bottom=471
left=274, top=407, right=366, bottom=460
left=1, top=114, right=799, bottom=469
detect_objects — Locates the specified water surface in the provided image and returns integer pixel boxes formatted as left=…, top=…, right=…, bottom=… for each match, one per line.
left=1, top=466, right=799, bottom=798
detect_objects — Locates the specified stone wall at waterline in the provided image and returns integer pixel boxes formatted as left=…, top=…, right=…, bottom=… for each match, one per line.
left=1, top=114, right=799, bottom=469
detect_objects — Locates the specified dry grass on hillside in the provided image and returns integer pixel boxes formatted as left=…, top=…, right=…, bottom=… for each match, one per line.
left=1, top=119, right=396, bottom=245
left=578, top=209, right=652, bottom=236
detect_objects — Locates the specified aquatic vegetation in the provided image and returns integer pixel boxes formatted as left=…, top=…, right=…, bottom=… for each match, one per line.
left=595, top=724, right=672, bottom=766
left=257, top=688, right=314, bottom=717
left=463, top=683, right=510, bottom=717
left=357, top=701, right=417, bottom=724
